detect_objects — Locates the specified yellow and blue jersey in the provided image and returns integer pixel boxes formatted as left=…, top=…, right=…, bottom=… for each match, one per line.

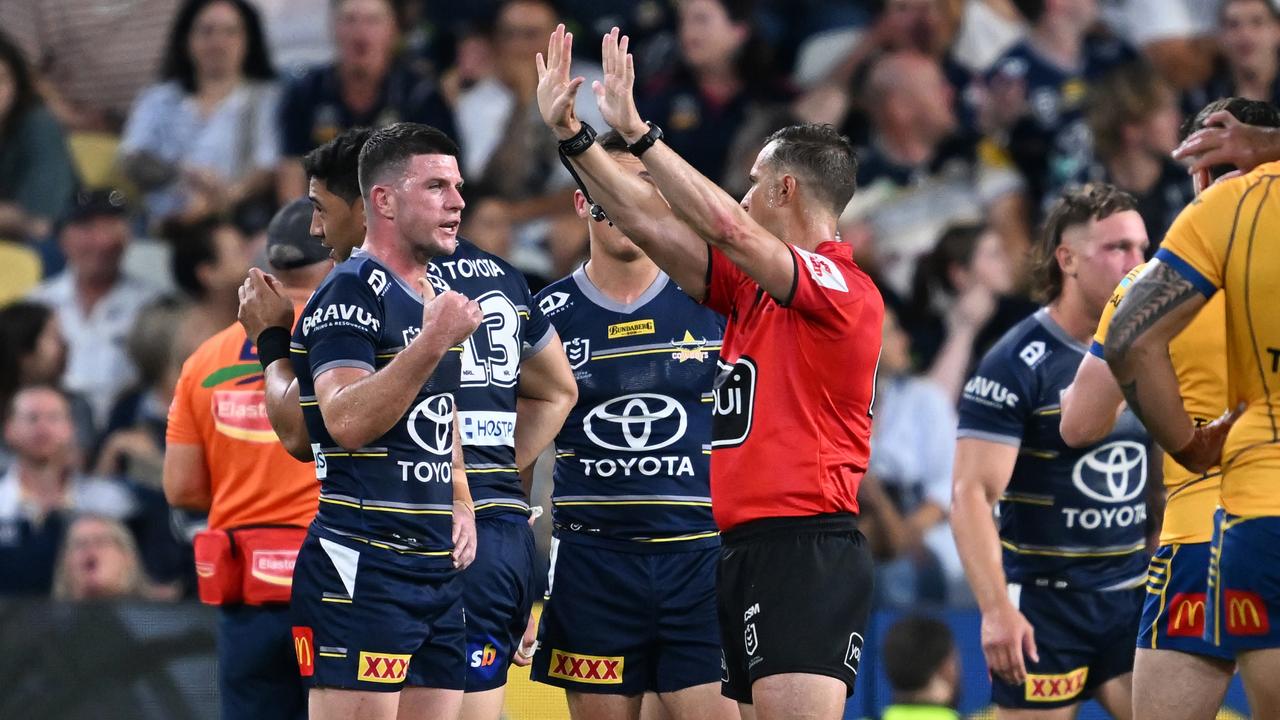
left=535, top=267, right=723, bottom=547
left=291, top=248, right=461, bottom=568
left=428, top=240, right=555, bottom=519
left=1157, top=160, right=1280, bottom=517
left=958, top=309, right=1152, bottom=591
left=1091, top=262, right=1227, bottom=544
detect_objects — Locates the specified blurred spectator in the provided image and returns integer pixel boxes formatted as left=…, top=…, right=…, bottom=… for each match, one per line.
left=869, top=308, right=964, bottom=607
left=96, top=299, right=186, bottom=490
left=1087, top=62, right=1191, bottom=248
left=276, top=0, right=456, bottom=199
left=983, top=0, right=1138, bottom=210
left=0, top=302, right=95, bottom=472
left=903, top=224, right=1030, bottom=401
left=461, top=189, right=516, bottom=267
left=0, top=386, right=179, bottom=596
left=247, top=0, right=333, bottom=73
left=951, top=0, right=1026, bottom=74
left=28, top=190, right=165, bottom=431
left=119, top=0, right=281, bottom=231
left=1184, top=0, right=1280, bottom=117
left=1101, top=0, right=1219, bottom=90
left=51, top=514, right=146, bottom=601
left=455, top=0, right=604, bottom=278
left=841, top=51, right=1028, bottom=301
left=881, top=615, right=961, bottom=719
left=0, top=0, right=180, bottom=133
left=166, top=217, right=253, bottom=359
left=0, top=32, right=77, bottom=244
left=637, top=0, right=792, bottom=189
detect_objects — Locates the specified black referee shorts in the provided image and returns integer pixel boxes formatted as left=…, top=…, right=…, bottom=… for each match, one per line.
left=717, top=513, right=873, bottom=703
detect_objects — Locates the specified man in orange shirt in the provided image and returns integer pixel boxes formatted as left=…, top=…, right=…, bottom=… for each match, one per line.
left=163, top=199, right=332, bottom=720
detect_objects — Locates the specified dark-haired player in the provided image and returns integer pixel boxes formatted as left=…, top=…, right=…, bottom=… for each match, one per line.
left=286, top=122, right=481, bottom=720
left=952, top=184, right=1149, bottom=719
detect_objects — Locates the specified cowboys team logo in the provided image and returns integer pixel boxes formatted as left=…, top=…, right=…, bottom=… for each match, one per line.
left=565, top=338, right=591, bottom=369
left=407, top=393, right=455, bottom=455
left=584, top=393, right=688, bottom=452
left=1072, top=440, right=1146, bottom=503
left=670, top=330, right=709, bottom=363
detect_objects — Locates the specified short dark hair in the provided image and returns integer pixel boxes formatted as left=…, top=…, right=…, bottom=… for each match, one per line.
left=761, top=123, right=858, bottom=215
left=883, top=615, right=955, bottom=694
left=161, top=0, right=275, bottom=93
left=597, top=130, right=631, bottom=157
left=164, top=216, right=238, bottom=299
left=1012, top=0, right=1046, bottom=23
left=358, top=123, right=461, bottom=199
left=304, top=127, right=372, bottom=203
left=1034, top=183, right=1138, bottom=303
left=1182, top=97, right=1280, bottom=180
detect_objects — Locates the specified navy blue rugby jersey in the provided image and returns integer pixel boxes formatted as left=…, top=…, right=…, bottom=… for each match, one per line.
left=535, top=267, right=724, bottom=547
left=957, top=308, right=1151, bottom=591
left=428, top=239, right=555, bottom=519
left=291, top=248, right=462, bottom=567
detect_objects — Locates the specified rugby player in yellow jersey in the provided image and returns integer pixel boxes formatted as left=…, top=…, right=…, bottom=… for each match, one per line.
left=1059, top=98, right=1280, bottom=720
left=1105, top=99, right=1280, bottom=716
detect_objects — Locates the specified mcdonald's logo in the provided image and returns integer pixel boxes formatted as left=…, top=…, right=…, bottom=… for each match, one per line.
left=292, top=626, right=315, bottom=677
left=1225, top=590, right=1271, bottom=636
left=1167, top=593, right=1206, bottom=638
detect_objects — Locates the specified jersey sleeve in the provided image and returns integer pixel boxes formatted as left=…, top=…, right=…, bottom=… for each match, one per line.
left=301, top=271, right=383, bottom=381
left=1091, top=262, right=1148, bottom=358
left=956, top=343, right=1035, bottom=447
left=702, top=247, right=749, bottom=316
left=520, top=280, right=555, bottom=359
left=165, top=357, right=201, bottom=445
left=1155, top=184, right=1235, bottom=297
left=783, top=245, right=877, bottom=331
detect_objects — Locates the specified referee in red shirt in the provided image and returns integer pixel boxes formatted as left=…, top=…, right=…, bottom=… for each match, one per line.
left=534, top=26, right=883, bottom=720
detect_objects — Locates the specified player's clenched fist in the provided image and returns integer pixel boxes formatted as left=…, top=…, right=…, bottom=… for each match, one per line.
left=418, top=283, right=483, bottom=349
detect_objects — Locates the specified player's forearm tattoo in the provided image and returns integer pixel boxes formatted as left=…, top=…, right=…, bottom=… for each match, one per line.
left=1105, top=262, right=1200, bottom=370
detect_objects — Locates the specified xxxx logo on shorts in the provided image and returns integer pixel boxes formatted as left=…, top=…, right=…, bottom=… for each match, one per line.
left=358, top=651, right=411, bottom=684
left=1025, top=666, right=1088, bottom=702
left=547, top=649, right=624, bottom=684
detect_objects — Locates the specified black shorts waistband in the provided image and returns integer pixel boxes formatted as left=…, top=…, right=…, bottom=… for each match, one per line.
left=721, top=512, right=858, bottom=546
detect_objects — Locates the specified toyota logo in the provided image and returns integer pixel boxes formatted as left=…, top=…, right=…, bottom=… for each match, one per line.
left=408, top=394, right=455, bottom=455
left=584, top=393, right=687, bottom=452
left=1071, top=440, right=1146, bottom=503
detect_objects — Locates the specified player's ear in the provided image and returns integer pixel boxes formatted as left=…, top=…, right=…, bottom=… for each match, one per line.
left=371, top=185, right=395, bottom=220
left=778, top=174, right=798, bottom=207
left=573, top=189, right=589, bottom=219
left=1055, top=240, right=1076, bottom=278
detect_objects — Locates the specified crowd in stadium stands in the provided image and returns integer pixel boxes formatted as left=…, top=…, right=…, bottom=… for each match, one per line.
left=0, top=0, right=1273, bottom=607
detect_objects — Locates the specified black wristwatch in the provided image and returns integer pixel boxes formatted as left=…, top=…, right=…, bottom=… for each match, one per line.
left=627, top=121, right=664, bottom=157
left=558, top=122, right=597, bottom=157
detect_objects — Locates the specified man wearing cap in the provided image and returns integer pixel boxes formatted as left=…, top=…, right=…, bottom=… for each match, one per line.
left=162, top=198, right=331, bottom=720
left=28, top=189, right=164, bottom=431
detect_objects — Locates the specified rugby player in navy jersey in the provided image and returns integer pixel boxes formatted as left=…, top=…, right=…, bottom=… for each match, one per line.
left=951, top=184, right=1150, bottom=719
left=528, top=130, right=732, bottom=720
left=238, top=124, right=579, bottom=720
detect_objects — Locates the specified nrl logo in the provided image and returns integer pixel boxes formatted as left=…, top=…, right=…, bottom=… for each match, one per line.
left=670, top=330, right=708, bottom=363
left=565, top=338, right=591, bottom=369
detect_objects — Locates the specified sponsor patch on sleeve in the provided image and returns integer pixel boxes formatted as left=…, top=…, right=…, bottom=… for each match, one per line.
left=793, top=246, right=848, bottom=293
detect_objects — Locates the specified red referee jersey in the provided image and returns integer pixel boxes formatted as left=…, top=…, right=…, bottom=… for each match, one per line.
left=703, top=240, right=883, bottom=531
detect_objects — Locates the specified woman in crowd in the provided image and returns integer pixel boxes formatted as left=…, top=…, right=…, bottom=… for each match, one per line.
left=0, top=302, right=95, bottom=471
left=51, top=514, right=147, bottom=602
left=0, top=31, right=78, bottom=244
left=119, top=0, right=280, bottom=230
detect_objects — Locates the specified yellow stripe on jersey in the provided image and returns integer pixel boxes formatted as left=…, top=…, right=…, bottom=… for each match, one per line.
left=1093, top=260, right=1228, bottom=543
left=1159, top=165, right=1280, bottom=517
left=1000, top=540, right=1145, bottom=558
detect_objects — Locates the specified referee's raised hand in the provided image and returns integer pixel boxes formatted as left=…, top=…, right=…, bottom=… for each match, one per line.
left=535, top=24, right=585, bottom=141
left=592, top=27, right=646, bottom=141
left=982, top=601, right=1039, bottom=686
